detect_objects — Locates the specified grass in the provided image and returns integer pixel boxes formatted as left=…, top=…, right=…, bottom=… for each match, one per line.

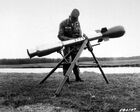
left=0, top=71, right=140, bottom=112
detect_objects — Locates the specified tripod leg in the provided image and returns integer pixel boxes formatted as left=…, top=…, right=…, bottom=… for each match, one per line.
left=55, top=39, right=88, bottom=96
left=39, top=49, right=74, bottom=84
left=87, top=42, right=109, bottom=84
left=90, top=51, right=109, bottom=84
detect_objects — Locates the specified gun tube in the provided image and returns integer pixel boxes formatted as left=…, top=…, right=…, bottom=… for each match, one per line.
left=27, top=37, right=85, bottom=58
left=27, top=25, right=125, bottom=58
left=27, top=44, right=63, bottom=58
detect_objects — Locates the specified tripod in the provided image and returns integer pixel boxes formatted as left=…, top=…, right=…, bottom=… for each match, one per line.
left=39, top=35, right=109, bottom=96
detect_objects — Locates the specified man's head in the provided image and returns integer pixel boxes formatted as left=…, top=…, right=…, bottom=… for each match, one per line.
left=70, top=9, right=80, bottom=22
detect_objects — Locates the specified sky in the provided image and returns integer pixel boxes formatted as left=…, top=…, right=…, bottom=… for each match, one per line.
left=0, top=0, right=140, bottom=59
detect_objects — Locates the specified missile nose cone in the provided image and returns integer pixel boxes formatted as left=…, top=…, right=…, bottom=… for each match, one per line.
left=116, top=25, right=125, bottom=37
left=102, top=25, right=125, bottom=38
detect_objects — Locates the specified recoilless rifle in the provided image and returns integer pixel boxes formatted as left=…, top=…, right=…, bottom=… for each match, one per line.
left=27, top=25, right=125, bottom=96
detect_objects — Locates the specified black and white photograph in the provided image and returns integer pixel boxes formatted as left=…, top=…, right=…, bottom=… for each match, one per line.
left=0, top=0, right=140, bottom=112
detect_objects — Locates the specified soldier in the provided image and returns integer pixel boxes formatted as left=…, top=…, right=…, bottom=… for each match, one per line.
left=58, top=9, right=83, bottom=83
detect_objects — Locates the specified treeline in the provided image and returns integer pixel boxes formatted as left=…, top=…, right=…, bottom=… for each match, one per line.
left=0, top=56, right=140, bottom=65
left=79, top=57, right=113, bottom=61
left=79, top=56, right=140, bottom=61
left=0, top=57, right=105, bottom=65
left=0, top=58, right=61, bottom=65
left=0, top=57, right=110, bottom=65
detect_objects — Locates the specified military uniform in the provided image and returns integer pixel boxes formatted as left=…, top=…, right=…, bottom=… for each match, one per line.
left=58, top=9, right=83, bottom=82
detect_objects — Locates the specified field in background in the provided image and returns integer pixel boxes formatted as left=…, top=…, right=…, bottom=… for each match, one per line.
left=0, top=56, right=140, bottom=111
left=0, top=72, right=140, bottom=112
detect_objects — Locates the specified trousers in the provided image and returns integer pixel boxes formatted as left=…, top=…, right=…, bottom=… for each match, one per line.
left=63, top=46, right=81, bottom=80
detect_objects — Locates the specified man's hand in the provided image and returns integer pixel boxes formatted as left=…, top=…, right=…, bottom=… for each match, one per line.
left=72, top=33, right=80, bottom=38
left=60, top=36, right=71, bottom=41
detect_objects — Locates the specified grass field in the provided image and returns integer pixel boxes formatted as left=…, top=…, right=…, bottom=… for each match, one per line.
left=0, top=71, right=140, bottom=112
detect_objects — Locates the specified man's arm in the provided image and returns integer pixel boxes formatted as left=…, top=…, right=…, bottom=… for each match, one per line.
left=58, top=21, right=70, bottom=41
